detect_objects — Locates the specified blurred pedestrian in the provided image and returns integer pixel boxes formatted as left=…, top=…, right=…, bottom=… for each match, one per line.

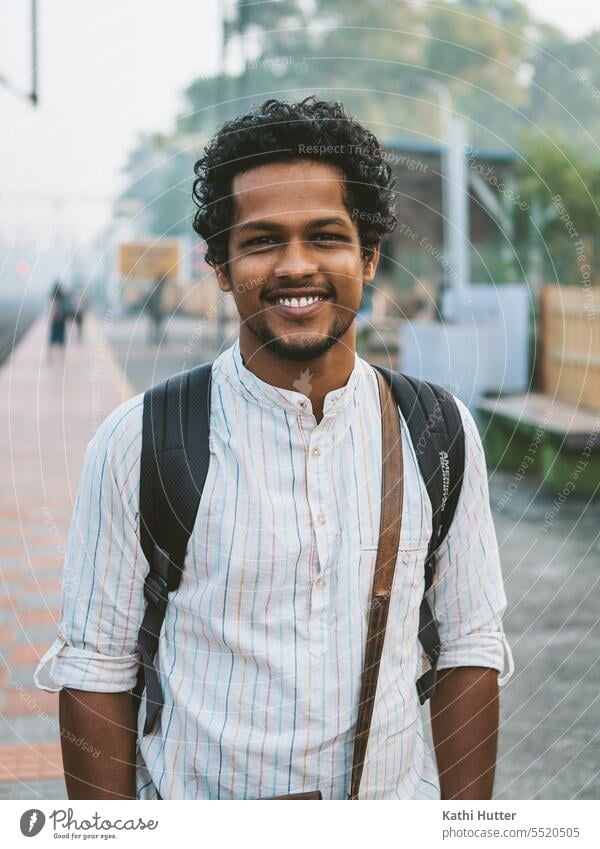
left=48, top=281, right=67, bottom=362
left=355, top=284, right=374, bottom=347
left=72, top=289, right=87, bottom=342
left=145, top=275, right=166, bottom=344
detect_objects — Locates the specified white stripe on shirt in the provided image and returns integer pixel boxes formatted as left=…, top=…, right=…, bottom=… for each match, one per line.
left=35, top=338, right=513, bottom=799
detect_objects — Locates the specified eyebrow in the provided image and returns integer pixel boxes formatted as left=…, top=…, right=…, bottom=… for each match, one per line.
left=235, top=216, right=352, bottom=234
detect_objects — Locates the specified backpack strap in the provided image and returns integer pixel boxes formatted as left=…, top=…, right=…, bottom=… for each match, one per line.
left=133, top=359, right=463, bottom=735
left=372, top=367, right=465, bottom=704
left=133, top=362, right=213, bottom=735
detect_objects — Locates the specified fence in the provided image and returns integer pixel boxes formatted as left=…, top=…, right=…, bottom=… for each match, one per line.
left=540, top=285, right=600, bottom=412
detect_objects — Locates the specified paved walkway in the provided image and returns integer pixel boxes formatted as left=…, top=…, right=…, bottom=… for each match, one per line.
left=0, top=313, right=133, bottom=799
left=1, top=309, right=598, bottom=800
left=490, top=471, right=600, bottom=800
left=105, top=312, right=230, bottom=393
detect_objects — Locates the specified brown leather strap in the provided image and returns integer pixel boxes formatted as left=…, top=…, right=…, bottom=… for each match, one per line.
left=349, top=369, right=403, bottom=800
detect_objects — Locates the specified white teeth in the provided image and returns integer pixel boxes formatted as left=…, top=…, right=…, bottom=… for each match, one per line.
left=275, top=295, right=325, bottom=308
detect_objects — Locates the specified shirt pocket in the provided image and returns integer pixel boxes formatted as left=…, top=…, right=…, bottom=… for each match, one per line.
left=359, top=545, right=426, bottom=590
left=358, top=545, right=427, bottom=664
left=359, top=495, right=430, bottom=553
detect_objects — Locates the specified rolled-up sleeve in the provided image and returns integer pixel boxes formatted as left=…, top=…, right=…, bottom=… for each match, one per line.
left=428, top=399, right=514, bottom=686
left=34, top=395, right=148, bottom=694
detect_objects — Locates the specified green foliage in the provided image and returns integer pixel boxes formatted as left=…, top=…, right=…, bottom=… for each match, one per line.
left=514, top=130, right=600, bottom=283
left=117, top=0, right=600, bottom=274
left=516, top=131, right=600, bottom=237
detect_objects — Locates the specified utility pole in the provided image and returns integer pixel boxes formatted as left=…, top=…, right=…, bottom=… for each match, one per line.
left=31, top=0, right=39, bottom=105
left=237, top=0, right=252, bottom=103
left=408, top=75, right=471, bottom=322
left=214, top=2, right=230, bottom=353
left=0, top=0, right=39, bottom=106
left=443, top=113, right=470, bottom=322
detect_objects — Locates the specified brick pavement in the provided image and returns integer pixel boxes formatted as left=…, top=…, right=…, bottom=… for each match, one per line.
left=2, top=310, right=598, bottom=802
left=0, top=314, right=133, bottom=798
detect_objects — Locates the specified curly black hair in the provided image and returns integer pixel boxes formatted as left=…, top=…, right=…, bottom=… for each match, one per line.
left=192, top=97, right=397, bottom=268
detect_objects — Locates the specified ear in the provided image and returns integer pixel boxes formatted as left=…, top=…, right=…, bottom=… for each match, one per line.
left=215, top=264, right=232, bottom=293
left=362, top=243, right=381, bottom=284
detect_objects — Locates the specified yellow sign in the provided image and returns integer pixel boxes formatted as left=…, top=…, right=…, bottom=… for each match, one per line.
left=118, top=241, right=180, bottom=279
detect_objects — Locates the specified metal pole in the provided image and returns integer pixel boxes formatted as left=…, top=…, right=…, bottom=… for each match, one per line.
left=444, top=115, right=470, bottom=321
left=420, top=80, right=470, bottom=322
left=31, top=0, right=38, bottom=106
left=0, top=0, right=38, bottom=105
left=214, top=2, right=228, bottom=353
left=428, top=82, right=453, bottom=319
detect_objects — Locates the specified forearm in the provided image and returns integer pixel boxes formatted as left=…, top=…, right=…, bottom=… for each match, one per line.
left=59, top=688, right=138, bottom=800
left=430, top=666, right=499, bottom=800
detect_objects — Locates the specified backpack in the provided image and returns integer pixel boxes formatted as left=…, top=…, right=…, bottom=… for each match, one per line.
left=132, top=363, right=465, bottom=736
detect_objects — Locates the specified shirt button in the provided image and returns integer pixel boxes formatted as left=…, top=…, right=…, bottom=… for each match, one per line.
left=311, top=447, right=321, bottom=458
left=316, top=513, right=326, bottom=525
left=315, top=576, right=327, bottom=589
left=402, top=552, right=411, bottom=564
left=298, top=400, right=307, bottom=409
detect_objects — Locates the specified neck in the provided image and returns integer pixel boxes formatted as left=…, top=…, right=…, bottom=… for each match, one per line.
left=238, top=325, right=357, bottom=422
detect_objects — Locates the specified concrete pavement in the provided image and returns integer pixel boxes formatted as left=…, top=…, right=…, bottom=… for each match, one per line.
left=0, top=308, right=598, bottom=799
left=0, top=313, right=133, bottom=799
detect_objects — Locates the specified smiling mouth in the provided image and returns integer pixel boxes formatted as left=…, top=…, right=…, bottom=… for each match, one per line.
left=268, top=294, right=331, bottom=318
left=273, top=295, right=327, bottom=308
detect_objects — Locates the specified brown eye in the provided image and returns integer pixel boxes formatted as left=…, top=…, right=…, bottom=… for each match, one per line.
left=243, top=237, right=276, bottom=251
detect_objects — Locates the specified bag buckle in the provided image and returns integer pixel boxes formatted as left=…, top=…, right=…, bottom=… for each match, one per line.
left=143, top=572, right=169, bottom=613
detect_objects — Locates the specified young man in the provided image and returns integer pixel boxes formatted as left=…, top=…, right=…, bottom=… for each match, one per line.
left=35, top=97, right=513, bottom=800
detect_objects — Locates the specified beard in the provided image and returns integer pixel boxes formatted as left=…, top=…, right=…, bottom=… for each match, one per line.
left=243, top=309, right=355, bottom=362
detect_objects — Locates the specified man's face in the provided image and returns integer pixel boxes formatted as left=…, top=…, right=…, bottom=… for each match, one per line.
left=216, top=159, right=379, bottom=362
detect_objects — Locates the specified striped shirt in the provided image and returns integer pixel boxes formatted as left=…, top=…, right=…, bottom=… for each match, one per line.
left=34, top=338, right=513, bottom=799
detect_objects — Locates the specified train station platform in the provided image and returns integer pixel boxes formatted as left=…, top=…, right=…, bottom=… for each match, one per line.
left=0, top=307, right=598, bottom=801
left=0, top=313, right=133, bottom=799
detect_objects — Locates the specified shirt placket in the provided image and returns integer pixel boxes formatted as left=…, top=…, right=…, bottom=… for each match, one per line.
left=304, top=415, right=336, bottom=658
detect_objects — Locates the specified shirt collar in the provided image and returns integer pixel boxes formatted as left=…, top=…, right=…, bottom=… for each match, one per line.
left=215, top=337, right=365, bottom=417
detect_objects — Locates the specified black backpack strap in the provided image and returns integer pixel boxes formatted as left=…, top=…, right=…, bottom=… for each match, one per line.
left=372, top=367, right=465, bottom=704
left=133, top=362, right=213, bottom=735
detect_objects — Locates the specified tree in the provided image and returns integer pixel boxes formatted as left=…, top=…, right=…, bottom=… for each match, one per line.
left=117, top=0, right=600, bottom=262
left=515, top=130, right=600, bottom=284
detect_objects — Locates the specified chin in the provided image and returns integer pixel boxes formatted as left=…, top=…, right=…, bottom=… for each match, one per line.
left=263, top=333, right=339, bottom=362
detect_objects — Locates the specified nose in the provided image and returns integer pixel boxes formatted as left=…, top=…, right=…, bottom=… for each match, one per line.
left=273, top=238, right=318, bottom=281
